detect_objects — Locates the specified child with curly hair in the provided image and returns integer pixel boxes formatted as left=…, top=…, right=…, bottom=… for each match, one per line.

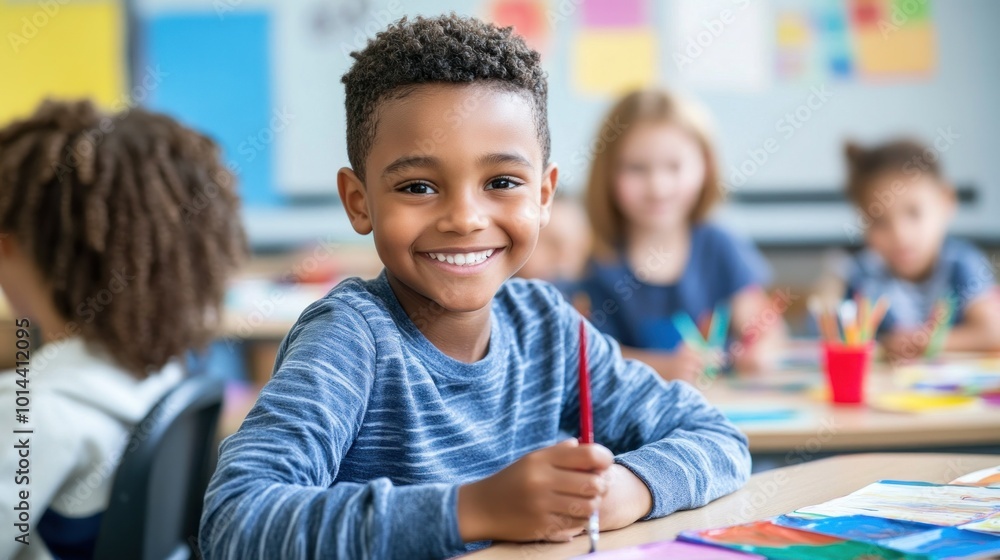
left=0, top=100, right=246, bottom=560
left=200, top=14, right=749, bottom=559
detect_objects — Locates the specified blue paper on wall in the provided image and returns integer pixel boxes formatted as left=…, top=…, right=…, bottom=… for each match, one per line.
left=143, top=11, right=279, bottom=206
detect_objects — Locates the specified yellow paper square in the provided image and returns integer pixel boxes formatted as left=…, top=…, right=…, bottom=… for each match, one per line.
left=0, top=0, right=126, bottom=125
left=856, top=20, right=935, bottom=76
left=777, top=13, right=809, bottom=47
left=573, top=30, right=656, bottom=96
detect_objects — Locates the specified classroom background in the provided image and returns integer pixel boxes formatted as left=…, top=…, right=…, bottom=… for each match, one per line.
left=4, top=0, right=1000, bottom=475
left=7, top=0, right=1000, bottom=557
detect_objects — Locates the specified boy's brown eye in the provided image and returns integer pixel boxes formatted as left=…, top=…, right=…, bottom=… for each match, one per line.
left=486, top=177, right=519, bottom=190
left=401, top=183, right=435, bottom=194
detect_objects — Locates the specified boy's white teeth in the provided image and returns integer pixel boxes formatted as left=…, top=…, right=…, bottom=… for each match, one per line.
left=426, top=249, right=495, bottom=266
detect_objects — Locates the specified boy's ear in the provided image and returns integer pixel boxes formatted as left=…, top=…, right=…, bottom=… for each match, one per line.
left=337, top=167, right=373, bottom=235
left=538, top=162, right=558, bottom=228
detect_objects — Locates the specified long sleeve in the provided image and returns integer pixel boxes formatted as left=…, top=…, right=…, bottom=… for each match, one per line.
left=557, top=294, right=751, bottom=520
left=199, top=299, right=466, bottom=560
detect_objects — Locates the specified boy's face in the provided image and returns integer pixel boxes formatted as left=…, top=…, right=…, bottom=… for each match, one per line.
left=863, top=173, right=955, bottom=281
left=338, top=84, right=556, bottom=314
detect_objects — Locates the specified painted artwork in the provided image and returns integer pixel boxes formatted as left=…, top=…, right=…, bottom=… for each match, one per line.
left=789, top=480, right=1000, bottom=529
left=679, top=520, right=909, bottom=559
left=776, top=514, right=1000, bottom=557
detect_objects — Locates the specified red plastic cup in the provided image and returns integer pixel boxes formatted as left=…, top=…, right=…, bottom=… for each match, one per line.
left=822, top=342, right=874, bottom=405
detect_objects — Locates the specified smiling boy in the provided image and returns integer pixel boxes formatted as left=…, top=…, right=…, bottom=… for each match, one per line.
left=200, top=15, right=750, bottom=559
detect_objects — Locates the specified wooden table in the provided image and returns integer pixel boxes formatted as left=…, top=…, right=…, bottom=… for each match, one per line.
left=702, top=364, right=1000, bottom=454
left=462, top=453, right=1000, bottom=559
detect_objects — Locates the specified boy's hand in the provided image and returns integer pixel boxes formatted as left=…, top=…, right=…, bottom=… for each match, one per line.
left=653, top=344, right=705, bottom=383
left=595, top=464, right=654, bottom=531
left=457, top=439, right=613, bottom=543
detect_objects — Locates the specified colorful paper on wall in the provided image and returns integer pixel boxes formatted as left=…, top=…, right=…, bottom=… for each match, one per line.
left=144, top=11, right=278, bottom=206
left=488, top=0, right=550, bottom=54
left=572, top=30, right=656, bottom=96
left=0, top=0, right=126, bottom=125
left=668, top=0, right=772, bottom=92
left=850, top=0, right=935, bottom=77
left=581, top=0, right=646, bottom=28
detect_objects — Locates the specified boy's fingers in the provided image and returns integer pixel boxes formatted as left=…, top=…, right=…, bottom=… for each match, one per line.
left=551, top=470, right=607, bottom=498
left=549, top=493, right=600, bottom=520
left=549, top=443, right=613, bottom=470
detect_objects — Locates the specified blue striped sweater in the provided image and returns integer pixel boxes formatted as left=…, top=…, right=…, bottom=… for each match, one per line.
left=200, top=272, right=750, bottom=559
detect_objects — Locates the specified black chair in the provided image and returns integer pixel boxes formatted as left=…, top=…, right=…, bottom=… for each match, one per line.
left=93, top=375, right=225, bottom=560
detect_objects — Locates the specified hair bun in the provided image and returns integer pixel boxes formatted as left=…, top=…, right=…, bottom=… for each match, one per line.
left=844, top=140, right=865, bottom=164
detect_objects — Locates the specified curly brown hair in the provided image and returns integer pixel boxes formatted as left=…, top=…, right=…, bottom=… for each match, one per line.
left=341, top=13, right=549, bottom=181
left=0, top=100, right=247, bottom=377
left=844, top=138, right=944, bottom=205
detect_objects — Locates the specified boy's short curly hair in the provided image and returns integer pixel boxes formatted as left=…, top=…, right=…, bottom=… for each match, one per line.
left=341, top=14, right=549, bottom=181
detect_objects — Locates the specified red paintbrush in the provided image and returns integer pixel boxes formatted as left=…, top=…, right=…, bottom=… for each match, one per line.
left=578, top=320, right=598, bottom=553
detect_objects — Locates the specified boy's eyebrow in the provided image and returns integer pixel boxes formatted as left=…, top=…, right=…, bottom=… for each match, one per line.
left=478, top=152, right=533, bottom=169
left=382, top=155, right=440, bottom=178
left=381, top=152, right=534, bottom=179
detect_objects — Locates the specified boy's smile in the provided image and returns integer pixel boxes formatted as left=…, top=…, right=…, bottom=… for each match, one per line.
left=338, top=83, right=556, bottom=359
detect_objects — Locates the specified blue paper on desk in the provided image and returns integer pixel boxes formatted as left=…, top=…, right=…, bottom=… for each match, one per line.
left=723, top=408, right=800, bottom=424
left=775, top=515, right=1000, bottom=558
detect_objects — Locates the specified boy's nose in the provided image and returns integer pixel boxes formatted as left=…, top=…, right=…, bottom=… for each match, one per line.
left=438, top=191, right=489, bottom=235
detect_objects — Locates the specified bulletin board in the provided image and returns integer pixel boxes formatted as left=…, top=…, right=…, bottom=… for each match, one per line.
left=7, top=0, right=998, bottom=246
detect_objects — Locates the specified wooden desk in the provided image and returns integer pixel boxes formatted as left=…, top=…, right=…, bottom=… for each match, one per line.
left=462, top=453, right=1000, bottom=559
left=703, top=366, right=1000, bottom=454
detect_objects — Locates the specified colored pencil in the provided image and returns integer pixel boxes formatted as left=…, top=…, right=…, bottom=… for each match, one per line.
left=867, top=297, right=889, bottom=340
left=672, top=312, right=708, bottom=351
left=925, top=297, right=954, bottom=358
left=809, top=297, right=837, bottom=342
left=578, top=320, right=598, bottom=553
left=708, top=303, right=731, bottom=350
left=840, top=300, right=859, bottom=345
